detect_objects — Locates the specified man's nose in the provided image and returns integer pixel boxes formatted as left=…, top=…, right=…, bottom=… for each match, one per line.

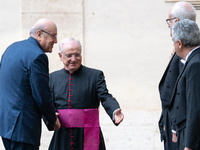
left=71, top=55, right=76, bottom=60
left=54, top=37, right=58, bottom=43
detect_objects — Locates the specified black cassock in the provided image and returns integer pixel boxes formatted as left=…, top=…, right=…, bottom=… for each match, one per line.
left=48, top=65, right=120, bottom=150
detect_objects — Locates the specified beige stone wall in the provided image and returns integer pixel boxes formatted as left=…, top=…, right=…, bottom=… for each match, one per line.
left=21, top=0, right=84, bottom=71
left=0, top=0, right=21, bottom=59
left=1, top=0, right=200, bottom=149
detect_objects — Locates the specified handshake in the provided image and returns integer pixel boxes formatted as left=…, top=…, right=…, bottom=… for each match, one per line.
left=44, top=112, right=61, bottom=131
left=53, top=112, right=61, bottom=130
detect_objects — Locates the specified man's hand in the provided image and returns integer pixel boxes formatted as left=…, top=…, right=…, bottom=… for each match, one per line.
left=184, top=147, right=192, bottom=150
left=172, top=132, right=177, bottom=143
left=53, top=112, right=61, bottom=130
left=114, top=108, right=124, bottom=125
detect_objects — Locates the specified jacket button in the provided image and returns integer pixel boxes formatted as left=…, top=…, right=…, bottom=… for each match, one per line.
left=176, top=105, right=179, bottom=109
left=173, top=119, right=176, bottom=122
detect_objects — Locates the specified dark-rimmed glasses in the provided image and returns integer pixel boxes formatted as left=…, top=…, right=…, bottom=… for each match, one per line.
left=41, top=30, right=57, bottom=39
left=166, top=18, right=176, bottom=25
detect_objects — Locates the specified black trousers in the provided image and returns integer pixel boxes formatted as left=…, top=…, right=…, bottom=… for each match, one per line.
left=2, top=137, right=39, bottom=150
left=163, top=111, right=178, bottom=150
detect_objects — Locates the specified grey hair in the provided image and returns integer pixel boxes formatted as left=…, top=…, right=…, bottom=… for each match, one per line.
left=172, top=19, right=200, bottom=48
left=29, top=18, right=47, bottom=38
left=29, top=22, right=46, bottom=38
left=59, top=38, right=82, bottom=53
left=171, top=1, right=196, bottom=21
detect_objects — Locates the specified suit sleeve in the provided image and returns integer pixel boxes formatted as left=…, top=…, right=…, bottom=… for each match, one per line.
left=30, top=54, right=56, bottom=128
left=185, top=62, right=200, bottom=149
left=158, top=111, right=166, bottom=142
left=96, top=71, right=120, bottom=123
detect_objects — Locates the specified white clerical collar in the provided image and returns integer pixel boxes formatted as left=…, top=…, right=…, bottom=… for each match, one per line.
left=180, top=46, right=200, bottom=65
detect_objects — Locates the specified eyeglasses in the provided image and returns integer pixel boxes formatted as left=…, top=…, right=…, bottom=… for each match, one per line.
left=166, top=18, right=176, bottom=25
left=62, top=53, right=81, bottom=58
left=41, top=30, right=57, bottom=39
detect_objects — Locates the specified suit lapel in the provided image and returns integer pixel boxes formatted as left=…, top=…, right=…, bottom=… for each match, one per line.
left=159, top=53, right=177, bottom=87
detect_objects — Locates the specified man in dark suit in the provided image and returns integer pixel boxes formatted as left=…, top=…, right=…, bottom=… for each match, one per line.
left=47, top=38, right=124, bottom=150
left=158, top=2, right=196, bottom=150
left=169, top=19, right=200, bottom=150
left=0, top=18, right=61, bottom=150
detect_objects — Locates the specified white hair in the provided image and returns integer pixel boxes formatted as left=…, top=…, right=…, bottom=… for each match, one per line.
left=171, top=1, right=196, bottom=21
left=59, top=38, right=82, bottom=53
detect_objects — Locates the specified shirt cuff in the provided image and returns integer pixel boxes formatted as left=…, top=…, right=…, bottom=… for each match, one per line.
left=172, top=130, right=176, bottom=134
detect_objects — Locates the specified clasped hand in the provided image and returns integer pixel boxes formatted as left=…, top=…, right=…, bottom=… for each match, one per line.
left=53, top=112, right=61, bottom=130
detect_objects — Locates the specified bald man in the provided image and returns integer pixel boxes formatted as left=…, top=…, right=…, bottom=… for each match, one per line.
left=0, top=18, right=60, bottom=150
left=158, top=2, right=196, bottom=150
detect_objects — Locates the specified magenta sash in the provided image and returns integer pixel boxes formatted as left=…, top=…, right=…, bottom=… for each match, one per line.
left=57, top=109, right=100, bottom=150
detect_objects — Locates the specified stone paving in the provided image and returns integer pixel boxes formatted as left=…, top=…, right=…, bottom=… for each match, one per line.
left=0, top=110, right=163, bottom=150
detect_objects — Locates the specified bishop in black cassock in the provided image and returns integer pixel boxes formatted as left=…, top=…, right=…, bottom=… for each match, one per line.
left=48, top=38, right=124, bottom=150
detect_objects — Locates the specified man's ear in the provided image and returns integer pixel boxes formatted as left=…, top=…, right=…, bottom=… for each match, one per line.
left=177, top=39, right=183, bottom=49
left=58, top=53, right=62, bottom=61
left=174, top=18, right=179, bottom=24
left=36, top=30, right=42, bottom=41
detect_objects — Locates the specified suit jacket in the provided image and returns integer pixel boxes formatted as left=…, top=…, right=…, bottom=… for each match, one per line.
left=159, top=53, right=182, bottom=150
left=169, top=48, right=200, bottom=149
left=0, top=37, right=56, bottom=146
left=48, top=65, right=120, bottom=150
left=158, top=53, right=181, bottom=144
left=159, top=53, right=181, bottom=110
